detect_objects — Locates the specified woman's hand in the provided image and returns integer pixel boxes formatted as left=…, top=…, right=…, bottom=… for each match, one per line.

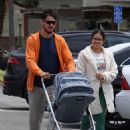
left=96, top=72, right=104, bottom=80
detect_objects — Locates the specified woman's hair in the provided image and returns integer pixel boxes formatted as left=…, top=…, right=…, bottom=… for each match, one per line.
left=41, top=9, right=58, bottom=20
left=91, top=30, right=106, bottom=41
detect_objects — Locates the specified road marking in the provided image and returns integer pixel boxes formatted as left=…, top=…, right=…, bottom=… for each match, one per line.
left=0, top=108, right=5, bottom=111
left=0, top=108, right=29, bottom=113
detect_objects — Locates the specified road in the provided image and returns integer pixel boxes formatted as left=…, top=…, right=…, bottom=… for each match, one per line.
left=0, top=84, right=128, bottom=130
left=0, top=85, right=80, bottom=130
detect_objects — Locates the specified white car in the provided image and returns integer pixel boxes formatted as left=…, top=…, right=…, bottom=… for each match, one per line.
left=115, top=65, right=130, bottom=119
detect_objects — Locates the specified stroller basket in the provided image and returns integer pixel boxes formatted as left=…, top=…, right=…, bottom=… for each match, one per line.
left=54, top=93, right=95, bottom=123
left=53, top=72, right=95, bottom=123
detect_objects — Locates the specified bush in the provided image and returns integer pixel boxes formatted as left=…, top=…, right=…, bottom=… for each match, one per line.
left=0, top=50, right=9, bottom=70
left=0, top=69, right=5, bottom=82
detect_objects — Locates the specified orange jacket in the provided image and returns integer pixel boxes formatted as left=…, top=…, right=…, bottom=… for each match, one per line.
left=26, top=32, right=76, bottom=91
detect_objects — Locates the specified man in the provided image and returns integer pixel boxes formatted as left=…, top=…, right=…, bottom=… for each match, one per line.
left=25, top=9, right=75, bottom=130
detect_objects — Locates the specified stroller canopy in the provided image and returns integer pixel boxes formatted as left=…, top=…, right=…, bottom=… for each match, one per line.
left=53, top=72, right=94, bottom=103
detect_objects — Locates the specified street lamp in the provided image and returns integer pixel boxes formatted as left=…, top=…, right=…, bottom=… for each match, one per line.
left=18, top=18, right=22, bottom=47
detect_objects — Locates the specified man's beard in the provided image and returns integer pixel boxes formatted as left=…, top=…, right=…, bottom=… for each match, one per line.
left=43, top=26, right=53, bottom=34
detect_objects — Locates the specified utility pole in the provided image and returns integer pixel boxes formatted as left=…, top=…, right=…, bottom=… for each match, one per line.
left=8, top=0, right=15, bottom=50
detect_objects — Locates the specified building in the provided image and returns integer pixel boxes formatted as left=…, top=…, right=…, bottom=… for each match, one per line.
left=1, top=0, right=130, bottom=50
left=22, top=0, right=130, bottom=38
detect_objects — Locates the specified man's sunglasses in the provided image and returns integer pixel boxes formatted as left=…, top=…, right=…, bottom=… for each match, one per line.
left=45, top=21, right=56, bottom=25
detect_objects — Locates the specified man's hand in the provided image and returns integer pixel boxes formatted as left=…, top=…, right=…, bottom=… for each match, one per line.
left=41, top=72, right=51, bottom=79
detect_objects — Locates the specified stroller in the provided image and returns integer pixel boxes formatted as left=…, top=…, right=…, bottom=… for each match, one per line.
left=41, top=72, right=96, bottom=130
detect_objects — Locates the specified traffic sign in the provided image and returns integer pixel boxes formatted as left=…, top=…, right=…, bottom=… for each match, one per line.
left=114, top=5, right=123, bottom=23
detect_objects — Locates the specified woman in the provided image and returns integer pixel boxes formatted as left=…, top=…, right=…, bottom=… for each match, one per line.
left=76, top=30, right=118, bottom=130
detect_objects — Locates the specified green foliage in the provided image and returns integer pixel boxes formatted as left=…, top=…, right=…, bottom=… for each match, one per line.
left=14, top=0, right=39, bottom=8
left=0, top=69, right=5, bottom=82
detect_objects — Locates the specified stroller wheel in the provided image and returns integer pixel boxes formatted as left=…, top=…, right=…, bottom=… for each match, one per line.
left=47, top=112, right=61, bottom=130
left=47, top=113, right=55, bottom=130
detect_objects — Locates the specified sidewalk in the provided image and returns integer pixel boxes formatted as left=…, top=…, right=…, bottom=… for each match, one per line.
left=0, top=84, right=29, bottom=109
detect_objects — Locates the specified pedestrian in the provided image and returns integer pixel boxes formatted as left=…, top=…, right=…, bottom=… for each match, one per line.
left=25, top=9, right=76, bottom=130
left=76, top=30, right=118, bottom=130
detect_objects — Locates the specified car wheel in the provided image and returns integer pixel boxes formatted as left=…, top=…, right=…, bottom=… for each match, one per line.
left=105, top=111, right=130, bottom=130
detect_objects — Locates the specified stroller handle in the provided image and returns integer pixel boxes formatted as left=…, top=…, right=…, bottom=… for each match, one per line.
left=41, top=78, right=61, bottom=130
left=50, top=74, right=57, bottom=76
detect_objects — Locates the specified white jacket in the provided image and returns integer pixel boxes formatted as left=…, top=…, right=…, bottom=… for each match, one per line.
left=76, top=46, right=118, bottom=115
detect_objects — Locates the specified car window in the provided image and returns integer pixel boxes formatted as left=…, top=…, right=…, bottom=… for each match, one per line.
left=106, top=35, right=130, bottom=47
left=63, top=35, right=91, bottom=54
left=114, top=49, right=130, bottom=66
left=121, top=57, right=130, bottom=65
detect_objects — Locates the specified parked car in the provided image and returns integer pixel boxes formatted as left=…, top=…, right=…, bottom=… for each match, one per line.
left=3, top=47, right=28, bottom=102
left=115, top=65, right=130, bottom=120
left=2, top=31, right=130, bottom=130
left=59, top=30, right=130, bottom=57
left=3, top=30, right=130, bottom=101
left=105, top=43, right=130, bottom=130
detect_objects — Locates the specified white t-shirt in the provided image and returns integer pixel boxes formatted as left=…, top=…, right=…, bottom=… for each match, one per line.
left=92, top=51, right=106, bottom=72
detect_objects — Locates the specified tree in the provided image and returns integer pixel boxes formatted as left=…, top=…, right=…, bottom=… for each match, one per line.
left=0, top=0, right=6, bottom=36
left=14, top=0, right=39, bottom=8
left=0, top=0, right=39, bottom=36
left=9, top=0, right=15, bottom=50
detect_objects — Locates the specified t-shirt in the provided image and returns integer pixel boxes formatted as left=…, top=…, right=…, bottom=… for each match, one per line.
left=92, top=51, right=106, bottom=72
left=34, top=34, right=60, bottom=87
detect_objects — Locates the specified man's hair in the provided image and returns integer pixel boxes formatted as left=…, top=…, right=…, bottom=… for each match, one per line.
left=41, top=9, right=58, bottom=20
